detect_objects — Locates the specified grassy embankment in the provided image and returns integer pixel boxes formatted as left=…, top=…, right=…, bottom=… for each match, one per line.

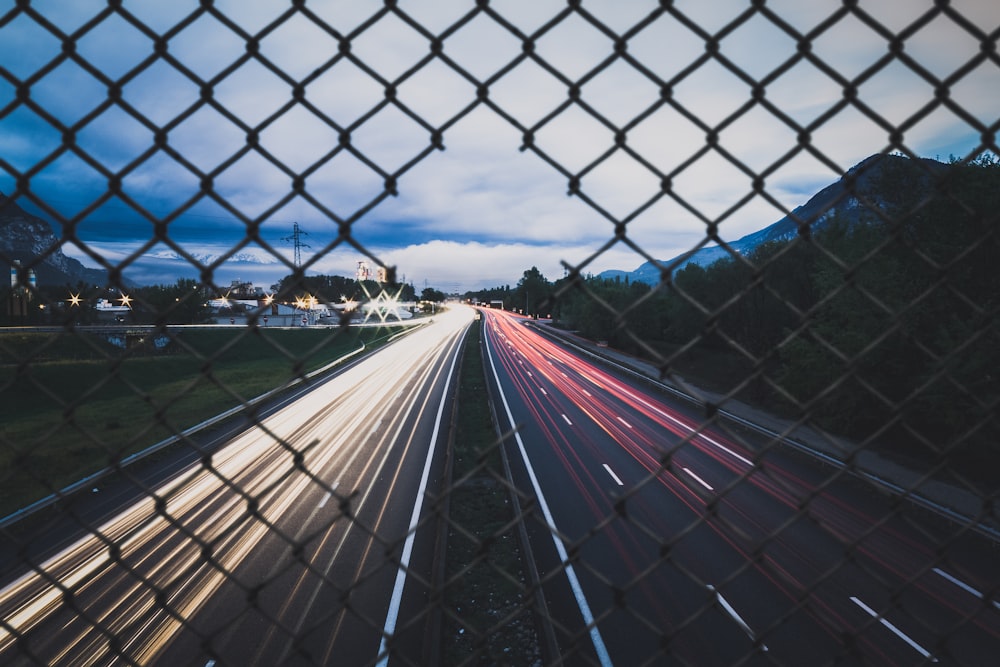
left=0, top=325, right=396, bottom=516
left=443, top=317, right=540, bottom=665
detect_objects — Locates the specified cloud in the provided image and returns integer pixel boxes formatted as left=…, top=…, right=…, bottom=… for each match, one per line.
left=2, top=0, right=998, bottom=292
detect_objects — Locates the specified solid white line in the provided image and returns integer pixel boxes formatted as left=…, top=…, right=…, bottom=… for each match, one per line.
left=616, top=416, right=631, bottom=429
left=377, top=332, right=465, bottom=667
left=485, top=329, right=612, bottom=667
left=602, top=464, right=624, bottom=486
left=708, top=585, right=767, bottom=651
left=850, top=596, right=938, bottom=662
left=683, top=467, right=713, bottom=491
left=933, top=568, right=1000, bottom=610
left=561, top=414, right=572, bottom=426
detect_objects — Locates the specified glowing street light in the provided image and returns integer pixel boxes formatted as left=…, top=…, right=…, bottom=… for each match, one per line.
left=118, top=293, right=132, bottom=309
left=68, top=293, right=81, bottom=307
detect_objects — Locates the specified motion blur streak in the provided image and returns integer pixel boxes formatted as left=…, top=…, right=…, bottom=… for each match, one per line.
left=0, top=306, right=474, bottom=665
left=480, top=307, right=1000, bottom=665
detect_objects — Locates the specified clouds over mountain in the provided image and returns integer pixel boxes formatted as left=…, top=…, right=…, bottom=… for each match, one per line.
left=1, top=0, right=996, bottom=291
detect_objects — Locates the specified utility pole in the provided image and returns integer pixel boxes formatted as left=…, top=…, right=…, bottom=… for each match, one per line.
left=283, top=222, right=310, bottom=268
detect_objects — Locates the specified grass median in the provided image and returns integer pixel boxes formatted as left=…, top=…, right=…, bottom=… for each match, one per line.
left=444, top=317, right=540, bottom=665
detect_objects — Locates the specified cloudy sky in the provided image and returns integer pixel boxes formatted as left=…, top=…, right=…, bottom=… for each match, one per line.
left=1, top=0, right=998, bottom=292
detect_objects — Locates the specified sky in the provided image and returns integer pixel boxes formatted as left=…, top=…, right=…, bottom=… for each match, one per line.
left=0, top=0, right=998, bottom=293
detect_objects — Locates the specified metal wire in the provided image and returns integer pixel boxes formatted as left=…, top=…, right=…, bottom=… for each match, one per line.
left=1, top=1, right=998, bottom=665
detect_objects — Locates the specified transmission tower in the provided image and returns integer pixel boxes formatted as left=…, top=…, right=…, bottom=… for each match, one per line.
left=282, top=222, right=310, bottom=268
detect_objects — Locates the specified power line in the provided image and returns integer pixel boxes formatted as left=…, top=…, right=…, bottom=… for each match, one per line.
left=282, top=222, right=310, bottom=268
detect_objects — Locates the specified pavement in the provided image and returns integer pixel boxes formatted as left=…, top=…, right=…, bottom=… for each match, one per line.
left=531, top=320, right=1000, bottom=538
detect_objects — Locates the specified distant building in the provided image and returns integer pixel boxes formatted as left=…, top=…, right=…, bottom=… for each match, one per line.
left=94, top=298, right=130, bottom=323
left=6, top=260, right=35, bottom=317
left=227, top=279, right=263, bottom=299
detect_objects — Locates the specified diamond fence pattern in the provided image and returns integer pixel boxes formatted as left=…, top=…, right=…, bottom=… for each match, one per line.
left=0, top=1, right=998, bottom=665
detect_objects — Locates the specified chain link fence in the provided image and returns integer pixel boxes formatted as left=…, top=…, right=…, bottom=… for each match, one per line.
left=1, top=1, right=999, bottom=665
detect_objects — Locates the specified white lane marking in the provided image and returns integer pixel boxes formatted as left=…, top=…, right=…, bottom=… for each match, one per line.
left=616, top=416, right=631, bottom=429
left=683, top=467, right=714, bottom=492
left=708, top=585, right=768, bottom=652
left=484, top=330, right=612, bottom=667
left=850, top=596, right=938, bottom=662
left=540, top=387, right=547, bottom=396
left=561, top=414, right=573, bottom=426
left=933, top=568, right=1000, bottom=610
left=602, top=464, right=624, bottom=486
left=318, top=482, right=339, bottom=509
left=377, top=332, right=465, bottom=667
left=582, top=389, right=591, bottom=397
left=205, top=661, right=216, bottom=667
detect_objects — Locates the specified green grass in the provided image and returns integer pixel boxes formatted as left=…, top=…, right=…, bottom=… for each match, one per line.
left=443, top=318, right=539, bottom=665
left=0, top=325, right=401, bottom=516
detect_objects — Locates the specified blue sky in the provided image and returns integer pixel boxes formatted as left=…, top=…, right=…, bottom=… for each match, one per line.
left=1, top=0, right=998, bottom=292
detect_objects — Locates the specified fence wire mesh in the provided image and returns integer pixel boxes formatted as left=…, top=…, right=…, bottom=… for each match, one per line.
left=1, top=1, right=998, bottom=665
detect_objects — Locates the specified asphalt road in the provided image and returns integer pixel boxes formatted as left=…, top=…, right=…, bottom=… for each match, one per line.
left=0, top=306, right=474, bottom=666
left=480, top=307, right=1000, bottom=666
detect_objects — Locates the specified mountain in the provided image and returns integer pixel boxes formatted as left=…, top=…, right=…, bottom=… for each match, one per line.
left=1, top=193, right=110, bottom=288
left=147, top=248, right=284, bottom=266
left=599, top=154, right=949, bottom=284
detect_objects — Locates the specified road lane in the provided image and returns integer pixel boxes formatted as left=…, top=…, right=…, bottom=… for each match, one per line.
left=481, top=307, right=1000, bottom=665
left=0, top=306, right=474, bottom=665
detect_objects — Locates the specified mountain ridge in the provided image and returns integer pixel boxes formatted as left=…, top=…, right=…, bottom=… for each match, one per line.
left=0, top=193, right=110, bottom=288
left=600, top=153, right=949, bottom=284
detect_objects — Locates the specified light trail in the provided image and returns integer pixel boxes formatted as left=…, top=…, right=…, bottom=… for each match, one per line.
left=483, top=317, right=613, bottom=667
left=0, top=307, right=474, bottom=665
left=479, top=308, right=1000, bottom=663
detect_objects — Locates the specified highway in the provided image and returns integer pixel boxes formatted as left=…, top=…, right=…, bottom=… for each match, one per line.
left=0, top=306, right=474, bottom=666
left=480, top=307, right=1000, bottom=666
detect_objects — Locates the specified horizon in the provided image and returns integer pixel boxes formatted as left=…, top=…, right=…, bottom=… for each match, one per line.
left=1, top=0, right=997, bottom=293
